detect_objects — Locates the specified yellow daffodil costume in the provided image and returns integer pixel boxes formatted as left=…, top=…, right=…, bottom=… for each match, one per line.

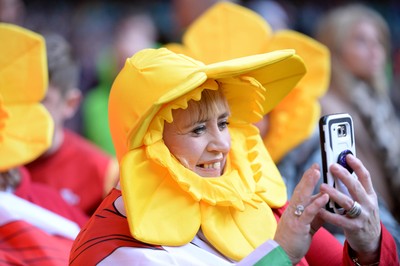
left=166, top=2, right=330, bottom=163
left=109, top=45, right=306, bottom=261
left=0, top=23, right=53, bottom=171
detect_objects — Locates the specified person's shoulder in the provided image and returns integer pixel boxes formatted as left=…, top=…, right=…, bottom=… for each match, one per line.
left=70, top=189, right=163, bottom=265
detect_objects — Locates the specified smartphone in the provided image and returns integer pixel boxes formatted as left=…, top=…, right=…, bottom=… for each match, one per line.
left=319, top=113, right=357, bottom=214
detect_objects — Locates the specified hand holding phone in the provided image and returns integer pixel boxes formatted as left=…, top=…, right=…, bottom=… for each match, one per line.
left=319, top=113, right=357, bottom=214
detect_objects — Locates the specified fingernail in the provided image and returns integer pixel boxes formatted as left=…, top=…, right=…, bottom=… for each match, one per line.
left=330, top=163, right=339, bottom=171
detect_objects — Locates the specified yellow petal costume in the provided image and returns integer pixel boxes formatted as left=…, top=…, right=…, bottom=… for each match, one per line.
left=166, top=2, right=330, bottom=163
left=0, top=23, right=53, bottom=171
left=109, top=46, right=306, bottom=261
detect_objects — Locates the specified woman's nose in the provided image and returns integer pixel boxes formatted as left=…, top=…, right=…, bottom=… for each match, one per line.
left=207, top=129, right=231, bottom=153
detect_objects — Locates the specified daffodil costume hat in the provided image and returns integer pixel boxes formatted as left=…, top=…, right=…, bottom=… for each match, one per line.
left=109, top=47, right=306, bottom=260
left=166, top=1, right=330, bottom=163
left=0, top=23, right=53, bottom=171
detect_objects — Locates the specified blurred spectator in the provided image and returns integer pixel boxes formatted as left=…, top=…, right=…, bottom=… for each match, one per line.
left=245, top=0, right=291, bottom=31
left=316, top=3, right=400, bottom=224
left=392, top=47, right=400, bottom=118
left=170, top=0, right=221, bottom=42
left=0, top=23, right=87, bottom=264
left=25, top=32, right=120, bottom=216
left=68, top=1, right=116, bottom=94
left=82, top=11, right=158, bottom=156
left=0, top=0, right=25, bottom=25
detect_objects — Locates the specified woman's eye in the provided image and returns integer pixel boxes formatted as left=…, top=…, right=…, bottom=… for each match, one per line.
left=218, top=121, right=229, bottom=130
left=192, top=125, right=206, bottom=135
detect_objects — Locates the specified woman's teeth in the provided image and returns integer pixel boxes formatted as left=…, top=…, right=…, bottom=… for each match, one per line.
left=201, top=162, right=221, bottom=169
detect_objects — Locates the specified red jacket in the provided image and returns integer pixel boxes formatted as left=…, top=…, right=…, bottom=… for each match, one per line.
left=0, top=220, right=73, bottom=266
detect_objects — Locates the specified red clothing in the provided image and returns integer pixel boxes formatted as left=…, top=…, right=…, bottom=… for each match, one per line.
left=70, top=189, right=399, bottom=265
left=14, top=166, right=88, bottom=228
left=70, top=190, right=164, bottom=265
left=0, top=220, right=73, bottom=266
left=26, top=129, right=119, bottom=216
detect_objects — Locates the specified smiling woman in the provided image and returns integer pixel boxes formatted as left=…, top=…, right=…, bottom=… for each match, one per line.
left=163, top=88, right=231, bottom=177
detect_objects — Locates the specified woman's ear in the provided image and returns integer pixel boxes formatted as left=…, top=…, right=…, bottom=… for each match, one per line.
left=63, top=88, right=82, bottom=119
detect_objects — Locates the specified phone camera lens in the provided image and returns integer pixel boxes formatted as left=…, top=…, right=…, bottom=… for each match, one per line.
left=337, top=150, right=354, bottom=173
left=337, top=124, right=347, bottom=137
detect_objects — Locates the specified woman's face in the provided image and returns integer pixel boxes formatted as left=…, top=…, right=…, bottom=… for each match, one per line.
left=163, top=97, right=231, bottom=178
left=341, top=19, right=385, bottom=80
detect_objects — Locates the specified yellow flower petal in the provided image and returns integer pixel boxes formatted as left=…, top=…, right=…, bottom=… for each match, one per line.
left=0, top=104, right=53, bottom=171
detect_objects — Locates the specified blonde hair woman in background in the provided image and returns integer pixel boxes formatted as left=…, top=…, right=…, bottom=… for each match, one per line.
left=317, top=3, right=400, bottom=224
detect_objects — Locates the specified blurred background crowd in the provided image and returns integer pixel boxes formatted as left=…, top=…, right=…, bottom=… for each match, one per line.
left=2, top=0, right=399, bottom=136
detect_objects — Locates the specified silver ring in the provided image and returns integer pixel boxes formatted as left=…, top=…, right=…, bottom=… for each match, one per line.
left=346, top=201, right=362, bottom=218
left=294, top=204, right=305, bottom=216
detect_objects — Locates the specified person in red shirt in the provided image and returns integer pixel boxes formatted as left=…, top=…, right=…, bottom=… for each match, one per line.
left=70, top=47, right=399, bottom=265
left=25, top=33, right=119, bottom=216
left=0, top=23, right=88, bottom=265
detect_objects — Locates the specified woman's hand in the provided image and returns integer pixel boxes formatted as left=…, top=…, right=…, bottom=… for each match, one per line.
left=274, top=163, right=329, bottom=264
left=319, top=154, right=381, bottom=264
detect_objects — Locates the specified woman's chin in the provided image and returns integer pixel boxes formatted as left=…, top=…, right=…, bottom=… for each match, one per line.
left=195, top=168, right=222, bottom=178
